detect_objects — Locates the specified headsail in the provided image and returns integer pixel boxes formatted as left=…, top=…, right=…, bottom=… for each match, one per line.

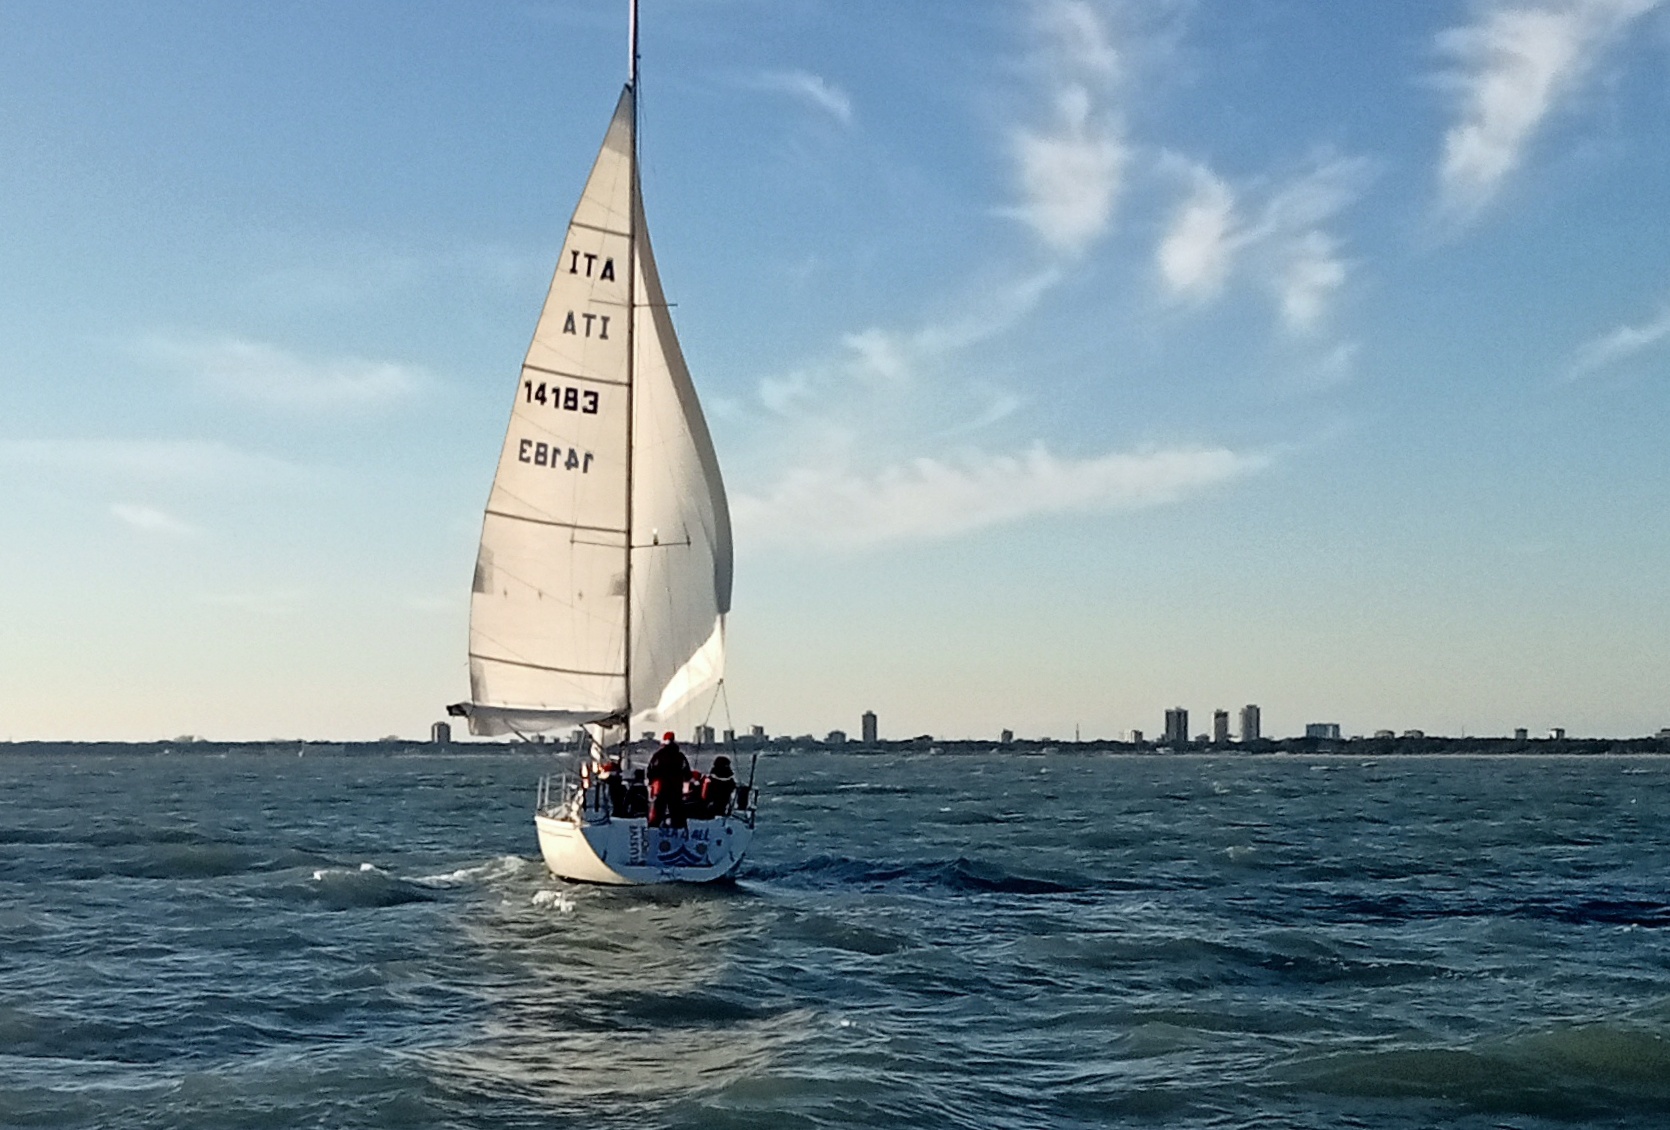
left=457, top=84, right=731, bottom=737
left=626, top=193, right=733, bottom=723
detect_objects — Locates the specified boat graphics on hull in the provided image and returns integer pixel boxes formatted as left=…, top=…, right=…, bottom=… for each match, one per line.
left=535, top=812, right=753, bottom=885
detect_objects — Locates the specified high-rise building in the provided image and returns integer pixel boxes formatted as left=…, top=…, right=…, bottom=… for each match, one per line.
left=999, top=729, right=1014, bottom=745
left=861, top=711, right=878, bottom=744
left=1130, top=729, right=1144, bottom=743
left=1304, top=722, right=1342, bottom=740
left=694, top=724, right=716, bottom=746
left=826, top=730, right=847, bottom=745
left=1212, top=710, right=1230, bottom=744
left=1513, top=728, right=1529, bottom=741
left=1239, top=704, right=1261, bottom=743
left=750, top=724, right=766, bottom=739
left=1164, top=707, right=1188, bottom=745
left=430, top=721, right=451, bottom=745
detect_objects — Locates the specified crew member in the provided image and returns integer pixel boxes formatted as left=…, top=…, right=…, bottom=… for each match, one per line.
left=701, top=755, right=736, bottom=817
left=599, top=757, right=627, bottom=816
left=646, top=732, right=690, bottom=828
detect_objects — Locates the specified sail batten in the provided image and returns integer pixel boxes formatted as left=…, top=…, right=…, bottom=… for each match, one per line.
left=461, top=82, right=731, bottom=738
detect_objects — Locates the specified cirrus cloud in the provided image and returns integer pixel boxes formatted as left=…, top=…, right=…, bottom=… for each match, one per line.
left=753, top=70, right=854, bottom=125
left=1436, top=0, right=1663, bottom=219
left=1008, top=0, right=1129, bottom=256
left=733, top=444, right=1270, bottom=551
left=140, top=334, right=428, bottom=412
left=1567, top=300, right=1670, bottom=378
left=110, top=503, right=198, bottom=537
left=1155, top=155, right=1366, bottom=336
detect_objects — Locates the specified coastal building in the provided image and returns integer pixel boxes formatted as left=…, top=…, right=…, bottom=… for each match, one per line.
left=1514, top=728, right=1529, bottom=741
left=826, top=730, right=847, bottom=745
left=750, top=724, right=766, bottom=739
left=1550, top=727, right=1566, bottom=740
left=430, top=721, right=451, bottom=745
left=1130, top=729, right=1143, bottom=743
left=861, top=711, right=878, bottom=744
left=1305, top=723, right=1342, bottom=740
left=1164, top=708, right=1189, bottom=745
left=722, top=729, right=736, bottom=745
left=1000, top=729, right=1014, bottom=745
left=1374, top=729, right=1395, bottom=739
left=1212, top=710, right=1230, bottom=744
left=1240, top=704, right=1261, bottom=743
left=694, top=724, right=716, bottom=746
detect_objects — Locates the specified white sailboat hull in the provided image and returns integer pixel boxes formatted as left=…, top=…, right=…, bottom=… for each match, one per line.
left=535, top=811, right=753, bottom=885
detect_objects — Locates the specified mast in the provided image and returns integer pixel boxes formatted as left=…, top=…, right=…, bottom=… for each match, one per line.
left=622, top=0, right=640, bottom=728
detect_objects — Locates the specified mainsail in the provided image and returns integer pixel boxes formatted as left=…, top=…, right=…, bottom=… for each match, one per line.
left=458, top=85, right=732, bottom=737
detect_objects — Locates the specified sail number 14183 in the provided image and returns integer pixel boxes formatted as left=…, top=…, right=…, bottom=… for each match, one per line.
left=518, top=439, right=593, bottom=473
left=524, top=380, right=599, bottom=414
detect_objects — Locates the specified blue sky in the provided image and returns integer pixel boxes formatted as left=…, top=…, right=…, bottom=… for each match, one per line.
left=2, top=0, right=1668, bottom=741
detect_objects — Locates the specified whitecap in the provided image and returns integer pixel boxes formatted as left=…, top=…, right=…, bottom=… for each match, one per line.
left=531, top=889, right=575, bottom=913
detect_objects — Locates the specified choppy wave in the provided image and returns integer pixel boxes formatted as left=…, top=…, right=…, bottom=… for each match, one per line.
left=306, top=863, right=433, bottom=909
left=1285, top=1022, right=1670, bottom=1117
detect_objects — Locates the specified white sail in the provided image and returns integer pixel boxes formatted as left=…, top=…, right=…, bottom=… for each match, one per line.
left=627, top=194, right=733, bottom=727
left=460, top=85, right=731, bottom=737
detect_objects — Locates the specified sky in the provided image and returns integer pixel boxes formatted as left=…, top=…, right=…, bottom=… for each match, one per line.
left=2, top=0, right=1668, bottom=742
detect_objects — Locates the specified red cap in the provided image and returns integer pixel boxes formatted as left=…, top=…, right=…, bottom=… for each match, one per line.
left=663, top=731, right=675, bottom=742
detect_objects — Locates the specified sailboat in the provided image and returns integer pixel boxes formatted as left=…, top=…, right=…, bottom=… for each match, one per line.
left=448, top=2, right=754, bottom=885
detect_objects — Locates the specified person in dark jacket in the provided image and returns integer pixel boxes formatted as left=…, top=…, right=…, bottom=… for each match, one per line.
left=700, top=756, right=736, bottom=817
left=646, top=732, right=690, bottom=828
left=601, top=758, right=628, bottom=817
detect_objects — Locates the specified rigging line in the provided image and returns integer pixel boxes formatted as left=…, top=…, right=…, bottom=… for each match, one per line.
left=699, top=679, right=734, bottom=737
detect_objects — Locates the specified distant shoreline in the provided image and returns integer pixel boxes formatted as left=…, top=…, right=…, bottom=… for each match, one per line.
left=3, top=736, right=1668, bottom=756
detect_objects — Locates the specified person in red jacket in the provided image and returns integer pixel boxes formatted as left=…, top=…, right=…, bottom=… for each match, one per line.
left=646, top=732, right=690, bottom=828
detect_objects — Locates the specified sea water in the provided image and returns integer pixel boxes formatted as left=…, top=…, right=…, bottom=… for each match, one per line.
left=3, top=747, right=1670, bottom=1129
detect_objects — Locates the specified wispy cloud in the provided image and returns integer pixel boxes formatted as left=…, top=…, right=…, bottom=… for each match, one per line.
left=1156, top=155, right=1365, bottom=335
left=0, top=438, right=303, bottom=485
left=141, top=335, right=428, bottom=411
left=754, top=70, right=854, bottom=125
left=1157, top=164, right=1238, bottom=301
left=1436, top=0, right=1662, bottom=219
left=734, top=445, right=1269, bottom=550
left=1008, top=0, right=1128, bottom=255
left=110, top=503, right=198, bottom=536
left=757, top=268, right=1062, bottom=416
left=1567, top=301, right=1670, bottom=378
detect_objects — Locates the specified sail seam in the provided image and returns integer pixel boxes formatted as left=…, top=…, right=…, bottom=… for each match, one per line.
left=570, top=219, right=630, bottom=239
left=484, top=509, right=628, bottom=535
left=522, top=363, right=629, bottom=388
left=471, top=653, right=625, bottom=679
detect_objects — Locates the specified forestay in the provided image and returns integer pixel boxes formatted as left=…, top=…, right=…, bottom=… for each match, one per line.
left=460, top=86, right=732, bottom=737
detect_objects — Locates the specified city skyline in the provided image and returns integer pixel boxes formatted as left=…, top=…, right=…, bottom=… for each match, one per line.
left=3, top=1, right=1669, bottom=741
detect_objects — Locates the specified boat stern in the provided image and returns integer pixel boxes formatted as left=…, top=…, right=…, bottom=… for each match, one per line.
left=535, top=812, right=753, bottom=885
